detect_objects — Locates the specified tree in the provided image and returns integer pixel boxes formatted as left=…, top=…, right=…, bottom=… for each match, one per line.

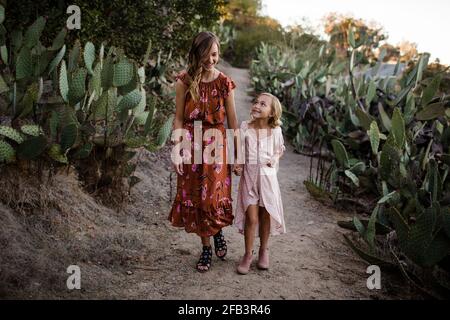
left=224, top=0, right=262, bottom=20
left=221, top=0, right=282, bottom=67
left=378, top=43, right=400, bottom=62
left=398, top=40, right=419, bottom=62
left=323, top=13, right=386, bottom=63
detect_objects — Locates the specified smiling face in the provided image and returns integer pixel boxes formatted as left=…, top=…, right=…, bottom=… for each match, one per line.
left=251, top=94, right=273, bottom=120
left=201, top=42, right=219, bottom=71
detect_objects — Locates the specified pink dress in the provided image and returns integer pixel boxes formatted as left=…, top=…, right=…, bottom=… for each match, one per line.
left=234, top=120, right=287, bottom=236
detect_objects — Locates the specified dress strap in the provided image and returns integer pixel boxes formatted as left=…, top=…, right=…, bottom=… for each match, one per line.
left=175, top=70, right=190, bottom=86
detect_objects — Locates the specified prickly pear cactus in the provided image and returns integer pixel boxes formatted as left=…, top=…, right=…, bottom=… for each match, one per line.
left=0, top=9, right=173, bottom=195
left=117, top=89, right=142, bottom=111
left=83, top=42, right=95, bottom=75
left=59, top=60, right=69, bottom=102
left=48, top=144, right=68, bottom=164
left=0, top=125, right=24, bottom=143
left=20, top=125, right=42, bottom=137
left=113, top=58, right=134, bottom=87
left=156, top=114, right=174, bottom=147
left=69, top=67, right=87, bottom=105
left=16, top=46, right=33, bottom=80
left=17, top=135, right=47, bottom=160
left=0, top=140, right=16, bottom=163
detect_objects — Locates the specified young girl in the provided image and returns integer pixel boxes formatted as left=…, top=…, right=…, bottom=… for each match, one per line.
left=234, top=92, right=286, bottom=275
left=168, top=31, right=240, bottom=273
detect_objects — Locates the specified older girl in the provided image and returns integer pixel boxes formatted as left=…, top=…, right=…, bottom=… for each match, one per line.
left=168, top=31, right=239, bottom=272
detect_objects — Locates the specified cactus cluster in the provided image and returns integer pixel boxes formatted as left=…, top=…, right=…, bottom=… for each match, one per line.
left=250, top=31, right=450, bottom=293
left=0, top=7, right=174, bottom=193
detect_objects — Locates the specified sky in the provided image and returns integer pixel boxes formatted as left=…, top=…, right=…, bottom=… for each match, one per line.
left=261, top=0, right=450, bottom=65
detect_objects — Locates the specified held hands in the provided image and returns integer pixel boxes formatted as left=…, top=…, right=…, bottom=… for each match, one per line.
left=232, top=164, right=243, bottom=176
left=267, top=157, right=277, bottom=167
left=175, top=164, right=243, bottom=176
left=174, top=159, right=281, bottom=176
left=173, top=163, right=183, bottom=175
left=170, top=137, right=184, bottom=175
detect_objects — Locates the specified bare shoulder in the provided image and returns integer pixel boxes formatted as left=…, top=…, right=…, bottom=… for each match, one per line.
left=176, top=77, right=187, bottom=87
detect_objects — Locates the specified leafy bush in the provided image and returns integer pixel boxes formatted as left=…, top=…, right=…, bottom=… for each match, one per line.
left=3, top=0, right=225, bottom=61
left=221, top=0, right=285, bottom=67
left=228, top=20, right=284, bottom=67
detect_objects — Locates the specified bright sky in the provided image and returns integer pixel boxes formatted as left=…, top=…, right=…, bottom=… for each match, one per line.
left=261, top=0, right=450, bottom=65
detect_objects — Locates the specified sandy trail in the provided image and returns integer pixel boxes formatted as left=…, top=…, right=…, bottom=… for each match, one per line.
left=101, top=65, right=411, bottom=300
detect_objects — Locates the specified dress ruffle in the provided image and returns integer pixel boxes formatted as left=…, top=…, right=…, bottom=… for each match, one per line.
left=220, top=74, right=236, bottom=98
left=169, top=197, right=234, bottom=237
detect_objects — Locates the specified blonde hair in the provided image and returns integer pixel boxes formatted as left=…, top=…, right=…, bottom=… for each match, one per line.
left=250, top=92, right=283, bottom=128
left=186, top=31, right=221, bottom=102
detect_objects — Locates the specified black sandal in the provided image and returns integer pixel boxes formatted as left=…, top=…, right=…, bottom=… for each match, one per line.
left=213, top=229, right=227, bottom=260
left=196, top=246, right=212, bottom=272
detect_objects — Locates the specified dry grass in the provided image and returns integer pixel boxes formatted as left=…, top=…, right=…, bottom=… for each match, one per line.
left=0, top=150, right=165, bottom=299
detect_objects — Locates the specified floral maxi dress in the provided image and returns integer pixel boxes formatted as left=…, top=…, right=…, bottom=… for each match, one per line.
left=168, top=70, right=236, bottom=237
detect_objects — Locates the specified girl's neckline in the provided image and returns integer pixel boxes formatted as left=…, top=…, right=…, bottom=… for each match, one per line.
left=246, top=121, right=274, bottom=139
left=201, top=71, right=222, bottom=83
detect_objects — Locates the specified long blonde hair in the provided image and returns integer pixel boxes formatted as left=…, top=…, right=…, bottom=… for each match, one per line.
left=186, top=31, right=221, bottom=102
left=250, top=92, right=283, bottom=128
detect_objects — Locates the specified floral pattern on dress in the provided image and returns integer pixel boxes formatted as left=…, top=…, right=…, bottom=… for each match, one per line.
left=168, top=70, right=237, bottom=237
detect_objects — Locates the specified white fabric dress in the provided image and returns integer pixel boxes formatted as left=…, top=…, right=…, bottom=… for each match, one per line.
left=234, top=120, right=286, bottom=236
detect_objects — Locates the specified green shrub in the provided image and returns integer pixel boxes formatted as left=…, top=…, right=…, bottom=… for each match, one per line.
left=226, top=21, right=283, bottom=68
left=4, top=0, right=225, bottom=60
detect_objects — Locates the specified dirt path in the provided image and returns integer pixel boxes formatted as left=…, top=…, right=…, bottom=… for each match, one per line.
left=105, top=65, right=409, bottom=300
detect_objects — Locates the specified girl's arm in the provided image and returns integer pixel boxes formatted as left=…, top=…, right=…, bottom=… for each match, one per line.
left=224, top=89, right=240, bottom=171
left=225, top=89, right=238, bottom=131
left=268, top=128, right=285, bottom=167
left=172, top=78, right=187, bottom=175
